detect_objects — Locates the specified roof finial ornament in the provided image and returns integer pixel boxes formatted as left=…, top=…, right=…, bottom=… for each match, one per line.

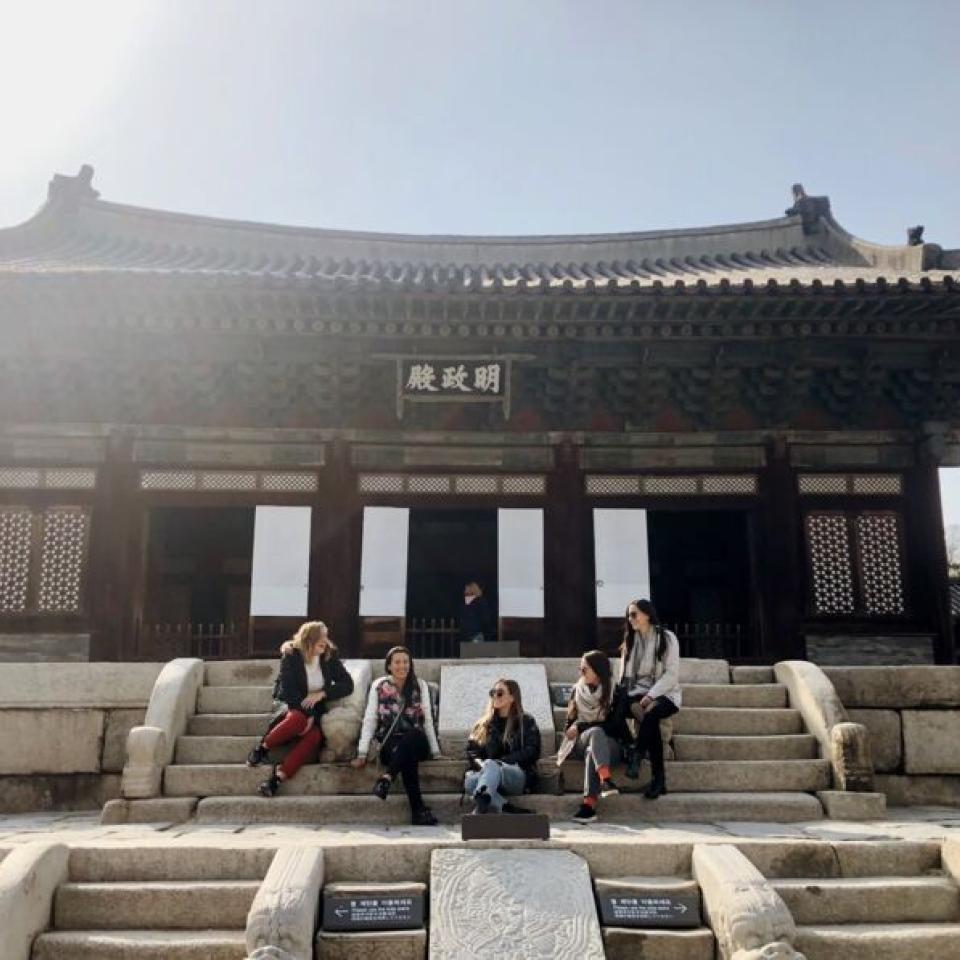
left=907, top=225, right=925, bottom=246
left=785, top=183, right=830, bottom=235
left=47, top=164, right=100, bottom=206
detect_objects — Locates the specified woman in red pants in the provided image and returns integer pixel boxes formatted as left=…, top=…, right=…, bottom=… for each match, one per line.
left=247, top=620, right=354, bottom=796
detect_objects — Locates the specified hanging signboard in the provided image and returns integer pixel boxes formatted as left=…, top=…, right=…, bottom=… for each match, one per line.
left=382, top=355, right=522, bottom=420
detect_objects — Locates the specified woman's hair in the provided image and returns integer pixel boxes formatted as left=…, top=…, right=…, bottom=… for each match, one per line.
left=583, top=649, right=613, bottom=707
left=286, top=620, right=336, bottom=661
left=620, top=598, right=667, bottom=661
left=464, top=581, right=483, bottom=598
left=384, top=645, right=418, bottom=699
left=470, top=677, right=523, bottom=746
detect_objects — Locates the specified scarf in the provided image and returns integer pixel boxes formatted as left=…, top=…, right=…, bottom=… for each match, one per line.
left=573, top=678, right=607, bottom=723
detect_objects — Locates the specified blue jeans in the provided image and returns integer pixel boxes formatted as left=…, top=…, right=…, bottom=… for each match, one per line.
left=464, top=759, right=526, bottom=811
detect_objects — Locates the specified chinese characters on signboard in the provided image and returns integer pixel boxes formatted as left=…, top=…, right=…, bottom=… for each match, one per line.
left=395, top=357, right=511, bottom=419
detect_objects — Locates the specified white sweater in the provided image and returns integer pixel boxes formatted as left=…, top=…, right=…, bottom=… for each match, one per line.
left=356, top=676, right=441, bottom=758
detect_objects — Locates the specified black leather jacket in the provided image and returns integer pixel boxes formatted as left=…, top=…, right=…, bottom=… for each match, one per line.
left=272, top=649, right=354, bottom=721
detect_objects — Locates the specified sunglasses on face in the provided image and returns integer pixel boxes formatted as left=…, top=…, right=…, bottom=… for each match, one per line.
left=628, top=610, right=642, bottom=619
left=488, top=687, right=508, bottom=698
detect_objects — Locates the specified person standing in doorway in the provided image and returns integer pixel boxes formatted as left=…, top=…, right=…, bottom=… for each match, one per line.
left=459, top=581, right=494, bottom=643
left=619, top=598, right=682, bottom=799
left=352, top=646, right=441, bottom=826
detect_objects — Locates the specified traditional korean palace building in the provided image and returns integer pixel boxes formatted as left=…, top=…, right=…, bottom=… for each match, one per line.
left=1, top=167, right=958, bottom=665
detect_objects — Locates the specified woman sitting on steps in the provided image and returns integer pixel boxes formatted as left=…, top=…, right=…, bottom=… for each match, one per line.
left=465, top=678, right=541, bottom=814
left=247, top=620, right=355, bottom=797
left=352, top=646, right=441, bottom=827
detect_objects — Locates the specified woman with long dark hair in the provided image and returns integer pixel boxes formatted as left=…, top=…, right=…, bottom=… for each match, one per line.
left=619, top=598, right=682, bottom=799
left=352, top=645, right=441, bottom=826
left=565, top=649, right=623, bottom=823
left=464, top=677, right=541, bottom=814
left=248, top=620, right=354, bottom=797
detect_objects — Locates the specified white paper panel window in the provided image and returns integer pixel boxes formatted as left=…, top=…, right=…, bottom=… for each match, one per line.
left=497, top=508, right=544, bottom=617
left=250, top=506, right=311, bottom=617
left=593, top=509, right=650, bottom=617
left=359, top=506, right=410, bottom=616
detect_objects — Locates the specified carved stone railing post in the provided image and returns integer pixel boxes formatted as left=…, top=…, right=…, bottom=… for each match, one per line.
left=121, top=657, right=203, bottom=799
left=0, top=841, right=69, bottom=960
left=692, top=844, right=806, bottom=960
left=774, top=660, right=874, bottom=791
left=246, top=845, right=324, bottom=960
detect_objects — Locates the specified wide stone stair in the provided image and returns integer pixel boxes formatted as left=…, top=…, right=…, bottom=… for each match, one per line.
left=31, top=847, right=273, bottom=959
left=164, top=660, right=828, bottom=823
left=758, top=840, right=960, bottom=959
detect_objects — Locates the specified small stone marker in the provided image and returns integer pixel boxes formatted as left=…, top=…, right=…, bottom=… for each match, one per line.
left=461, top=811, right=550, bottom=841
left=595, top=877, right=701, bottom=929
left=430, top=849, right=604, bottom=959
left=323, top=881, right=425, bottom=932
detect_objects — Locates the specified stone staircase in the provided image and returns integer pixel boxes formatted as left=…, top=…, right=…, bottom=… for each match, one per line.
left=760, top=841, right=960, bottom=959
left=31, top=847, right=274, bottom=959
left=161, top=660, right=829, bottom=823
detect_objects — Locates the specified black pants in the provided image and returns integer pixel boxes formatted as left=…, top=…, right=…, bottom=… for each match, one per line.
left=630, top=696, right=679, bottom=779
left=380, top=727, right=430, bottom=812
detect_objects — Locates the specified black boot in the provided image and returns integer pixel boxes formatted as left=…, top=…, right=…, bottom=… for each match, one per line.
left=643, top=773, right=667, bottom=800
left=258, top=767, right=281, bottom=797
left=471, top=786, right=492, bottom=815
left=372, top=775, right=392, bottom=801
left=412, top=805, right=438, bottom=826
left=246, top=742, right=270, bottom=767
left=624, top=745, right=642, bottom=780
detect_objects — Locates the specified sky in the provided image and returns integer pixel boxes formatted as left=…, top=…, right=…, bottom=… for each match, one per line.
left=0, top=0, right=958, bottom=247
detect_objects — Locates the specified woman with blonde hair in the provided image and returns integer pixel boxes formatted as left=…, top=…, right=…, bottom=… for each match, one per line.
left=248, top=620, right=354, bottom=797
left=464, top=678, right=541, bottom=814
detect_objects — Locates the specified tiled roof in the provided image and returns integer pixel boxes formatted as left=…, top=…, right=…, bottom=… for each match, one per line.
left=0, top=167, right=954, bottom=294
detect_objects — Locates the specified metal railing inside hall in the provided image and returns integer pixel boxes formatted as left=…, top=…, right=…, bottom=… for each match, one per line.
left=668, top=622, right=745, bottom=661
left=136, top=621, right=249, bottom=661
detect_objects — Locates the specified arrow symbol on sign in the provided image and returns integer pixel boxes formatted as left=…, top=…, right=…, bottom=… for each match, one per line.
left=676, top=903, right=688, bottom=914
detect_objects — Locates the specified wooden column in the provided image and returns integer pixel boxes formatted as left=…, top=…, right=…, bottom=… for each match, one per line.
left=87, top=430, right=142, bottom=660
left=756, top=437, right=805, bottom=662
left=904, top=433, right=954, bottom=664
left=543, top=440, right=588, bottom=657
left=312, top=438, right=363, bottom=656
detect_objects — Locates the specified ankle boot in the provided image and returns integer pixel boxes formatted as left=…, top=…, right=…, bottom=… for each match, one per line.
left=643, top=773, right=667, bottom=800
left=624, top=745, right=643, bottom=780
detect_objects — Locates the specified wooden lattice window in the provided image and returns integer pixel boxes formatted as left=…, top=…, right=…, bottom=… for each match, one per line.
left=804, top=509, right=906, bottom=617
left=0, top=506, right=90, bottom=616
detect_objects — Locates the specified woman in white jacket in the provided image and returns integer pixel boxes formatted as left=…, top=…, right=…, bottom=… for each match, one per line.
left=351, top=645, right=441, bottom=826
left=619, top=598, right=682, bottom=799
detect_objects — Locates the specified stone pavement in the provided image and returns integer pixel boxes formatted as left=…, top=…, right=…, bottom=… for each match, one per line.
left=0, top=807, right=957, bottom=853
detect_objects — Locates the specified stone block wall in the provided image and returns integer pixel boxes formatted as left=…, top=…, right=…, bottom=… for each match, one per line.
left=824, top=666, right=960, bottom=806
left=0, top=663, right=161, bottom=813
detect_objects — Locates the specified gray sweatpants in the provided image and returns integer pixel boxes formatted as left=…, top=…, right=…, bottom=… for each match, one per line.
left=574, top=726, right=621, bottom=799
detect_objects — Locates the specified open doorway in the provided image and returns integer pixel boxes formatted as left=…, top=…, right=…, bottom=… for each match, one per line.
left=140, top=507, right=254, bottom=657
left=405, top=508, right=498, bottom=654
left=647, top=510, right=751, bottom=657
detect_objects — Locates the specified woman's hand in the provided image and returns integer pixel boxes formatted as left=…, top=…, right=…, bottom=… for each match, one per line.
left=301, top=691, right=327, bottom=709
left=639, top=695, right=654, bottom=713
left=351, top=756, right=366, bottom=769
left=564, top=725, right=578, bottom=741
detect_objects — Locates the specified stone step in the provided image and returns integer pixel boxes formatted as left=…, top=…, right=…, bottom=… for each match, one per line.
left=602, top=927, right=714, bottom=960
left=196, top=790, right=823, bottom=824
left=187, top=713, right=271, bottom=736
left=205, top=660, right=277, bottom=687
left=794, top=923, right=960, bottom=960
left=176, top=735, right=262, bottom=765
left=772, top=877, right=960, bottom=925
left=560, top=759, right=830, bottom=793
left=67, top=846, right=274, bottom=882
left=198, top=686, right=273, bottom=714
left=746, top=840, right=943, bottom=880
left=731, top=666, right=776, bottom=684
left=672, top=734, right=818, bottom=761
left=680, top=684, right=787, bottom=708
left=164, top=760, right=562, bottom=797
left=316, top=929, right=426, bottom=959
left=54, top=880, right=260, bottom=930
left=31, top=929, right=248, bottom=960
left=164, top=757, right=828, bottom=796
left=673, top=707, right=803, bottom=735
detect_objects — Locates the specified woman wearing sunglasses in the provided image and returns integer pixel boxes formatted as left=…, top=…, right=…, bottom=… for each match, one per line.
left=565, top=649, right=624, bottom=823
left=352, top=645, right=441, bottom=826
left=619, top=598, right=682, bottom=799
left=464, top=678, right=541, bottom=814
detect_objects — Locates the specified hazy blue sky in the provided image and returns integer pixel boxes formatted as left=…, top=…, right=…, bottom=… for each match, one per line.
left=1, top=0, right=957, bottom=246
